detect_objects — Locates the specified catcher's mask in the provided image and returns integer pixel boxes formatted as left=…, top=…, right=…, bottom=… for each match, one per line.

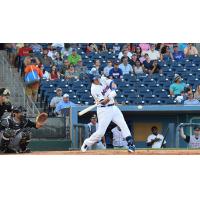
left=12, top=106, right=27, bottom=121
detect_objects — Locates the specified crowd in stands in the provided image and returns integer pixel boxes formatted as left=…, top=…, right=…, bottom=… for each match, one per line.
left=3, top=43, right=200, bottom=116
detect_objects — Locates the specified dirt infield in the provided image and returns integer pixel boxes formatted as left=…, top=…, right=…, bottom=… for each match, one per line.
left=29, top=149, right=200, bottom=155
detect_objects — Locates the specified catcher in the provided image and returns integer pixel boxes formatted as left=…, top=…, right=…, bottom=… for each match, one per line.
left=0, top=106, right=48, bottom=153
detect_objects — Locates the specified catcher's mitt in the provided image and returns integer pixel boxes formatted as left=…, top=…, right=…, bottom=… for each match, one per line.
left=35, top=112, right=48, bottom=128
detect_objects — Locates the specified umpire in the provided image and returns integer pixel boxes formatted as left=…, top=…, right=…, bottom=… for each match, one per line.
left=0, top=88, right=12, bottom=119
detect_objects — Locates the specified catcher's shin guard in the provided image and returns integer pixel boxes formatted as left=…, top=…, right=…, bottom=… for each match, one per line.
left=19, top=131, right=31, bottom=152
left=0, top=132, right=11, bottom=151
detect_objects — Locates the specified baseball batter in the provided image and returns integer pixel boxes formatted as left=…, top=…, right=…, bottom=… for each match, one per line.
left=179, top=124, right=200, bottom=148
left=81, top=73, right=135, bottom=152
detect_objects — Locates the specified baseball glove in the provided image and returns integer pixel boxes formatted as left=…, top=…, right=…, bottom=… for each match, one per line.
left=36, top=112, right=48, bottom=128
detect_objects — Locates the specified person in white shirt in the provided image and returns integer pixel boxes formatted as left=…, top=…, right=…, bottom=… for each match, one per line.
left=118, top=48, right=132, bottom=60
left=146, top=44, right=160, bottom=61
left=119, top=57, right=133, bottom=74
left=146, top=126, right=166, bottom=148
left=86, top=114, right=106, bottom=150
left=103, top=60, right=113, bottom=77
left=111, top=126, right=128, bottom=149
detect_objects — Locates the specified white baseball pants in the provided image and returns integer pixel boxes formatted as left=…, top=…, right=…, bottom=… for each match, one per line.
left=84, top=105, right=131, bottom=147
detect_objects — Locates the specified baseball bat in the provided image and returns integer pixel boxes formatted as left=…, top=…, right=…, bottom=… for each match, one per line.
left=78, top=104, right=97, bottom=116
left=160, top=126, right=169, bottom=148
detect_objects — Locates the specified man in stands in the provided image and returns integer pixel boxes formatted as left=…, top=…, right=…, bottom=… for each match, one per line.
left=172, top=45, right=185, bottom=61
left=103, top=60, right=113, bottom=77
left=109, top=60, right=123, bottom=79
left=67, top=48, right=81, bottom=65
left=143, top=53, right=153, bottom=73
left=146, top=43, right=160, bottom=60
left=119, top=57, right=133, bottom=74
left=184, top=43, right=198, bottom=56
left=118, top=47, right=132, bottom=60
left=40, top=48, right=53, bottom=66
left=50, top=88, right=63, bottom=112
left=184, top=91, right=200, bottom=105
left=129, top=53, right=138, bottom=66
left=74, top=59, right=88, bottom=77
left=169, top=74, right=186, bottom=96
left=90, top=59, right=102, bottom=76
left=60, top=59, right=70, bottom=78
left=54, top=94, right=75, bottom=116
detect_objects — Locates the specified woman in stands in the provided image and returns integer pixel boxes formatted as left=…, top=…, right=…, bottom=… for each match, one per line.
left=64, top=64, right=79, bottom=80
left=133, top=60, right=144, bottom=75
left=160, top=45, right=173, bottom=62
left=49, top=65, right=60, bottom=81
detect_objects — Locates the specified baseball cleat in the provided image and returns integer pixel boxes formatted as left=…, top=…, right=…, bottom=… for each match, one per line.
left=81, top=143, right=88, bottom=152
left=128, top=145, right=136, bottom=153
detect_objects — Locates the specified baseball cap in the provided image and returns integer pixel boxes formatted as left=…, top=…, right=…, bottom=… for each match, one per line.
left=63, top=94, right=69, bottom=98
left=174, top=74, right=182, bottom=82
left=12, top=105, right=26, bottom=113
left=0, top=88, right=11, bottom=96
left=132, top=53, right=137, bottom=56
left=114, top=60, right=120, bottom=65
left=72, top=48, right=77, bottom=52
left=194, top=125, right=200, bottom=130
left=173, top=44, right=178, bottom=48
left=56, top=88, right=62, bottom=92
left=91, top=114, right=97, bottom=119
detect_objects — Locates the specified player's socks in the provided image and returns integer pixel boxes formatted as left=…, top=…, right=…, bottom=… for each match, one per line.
left=126, top=136, right=136, bottom=152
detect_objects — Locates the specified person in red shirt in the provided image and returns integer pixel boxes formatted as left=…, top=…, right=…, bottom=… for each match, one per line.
left=49, top=65, right=60, bottom=80
left=18, top=44, right=32, bottom=57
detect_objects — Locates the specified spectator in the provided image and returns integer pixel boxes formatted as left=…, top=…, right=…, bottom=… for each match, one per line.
left=18, top=43, right=32, bottom=57
left=54, top=94, right=75, bottom=116
left=49, top=65, right=60, bottom=80
left=169, top=74, right=186, bottom=96
left=90, top=59, right=102, bottom=76
left=65, top=65, right=79, bottom=80
left=40, top=65, right=50, bottom=80
left=48, top=46, right=58, bottom=60
left=179, top=124, right=200, bottom=148
left=40, top=48, right=53, bottom=66
left=118, top=48, right=132, bottom=60
left=172, top=45, right=185, bottom=61
left=184, top=43, right=198, bottom=56
left=119, top=57, right=133, bottom=74
left=160, top=46, right=173, bottom=62
left=135, top=46, right=142, bottom=59
left=175, top=91, right=186, bottom=104
left=74, top=59, right=88, bottom=76
left=60, top=59, right=70, bottom=78
left=98, top=43, right=108, bottom=52
left=149, top=60, right=162, bottom=74
left=129, top=53, right=138, bottom=66
left=67, top=48, right=81, bottom=65
left=184, top=92, right=200, bottom=105
left=24, top=57, right=43, bottom=102
left=146, top=126, right=166, bottom=148
left=53, top=52, right=63, bottom=66
left=111, top=126, right=128, bottom=149
left=194, top=85, right=200, bottom=101
left=143, top=53, right=153, bottom=73
left=113, top=43, right=121, bottom=53
left=146, top=43, right=160, bottom=60
left=86, top=43, right=98, bottom=54
left=86, top=114, right=106, bottom=150
left=50, top=88, right=63, bottom=110
left=103, top=60, right=113, bottom=77
left=133, top=60, right=144, bottom=75
left=139, top=43, right=150, bottom=52
left=109, top=60, right=123, bottom=79
left=61, top=43, right=72, bottom=59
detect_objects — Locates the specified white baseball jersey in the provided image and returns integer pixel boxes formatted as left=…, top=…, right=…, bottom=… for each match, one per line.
left=188, top=135, right=200, bottom=148
left=111, top=127, right=128, bottom=147
left=147, top=134, right=166, bottom=148
left=91, top=77, right=115, bottom=106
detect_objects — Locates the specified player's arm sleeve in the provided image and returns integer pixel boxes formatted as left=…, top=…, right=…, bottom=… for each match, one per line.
left=27, top=119, right=37, bottom=129
left=184, top=135, right=190, bottom=143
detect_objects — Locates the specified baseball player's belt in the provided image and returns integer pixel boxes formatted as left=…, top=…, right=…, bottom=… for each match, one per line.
left=100, top=103, right=114, bottom=108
